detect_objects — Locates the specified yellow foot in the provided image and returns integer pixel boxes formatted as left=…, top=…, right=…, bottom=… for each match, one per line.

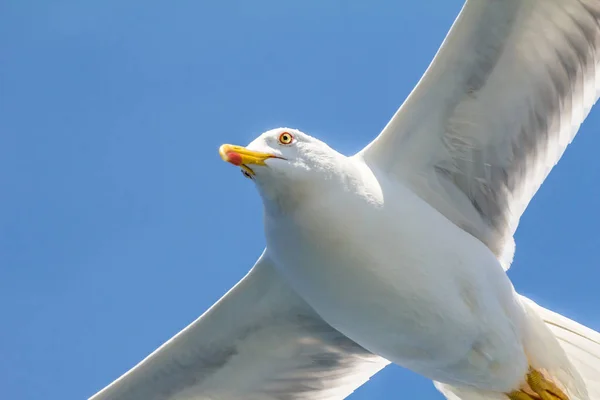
left=506, top=369, right=569, bottom=400
left=527, top=370, right=568, bottom=400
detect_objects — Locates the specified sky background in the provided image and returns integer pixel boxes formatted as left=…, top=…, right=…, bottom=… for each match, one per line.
left=1, top=1, right=599, bottom=399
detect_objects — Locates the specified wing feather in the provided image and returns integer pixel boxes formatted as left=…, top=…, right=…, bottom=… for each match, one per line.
left=359, top=0, right=600, bottom=269
left=89, top=251, right=388, bottom=400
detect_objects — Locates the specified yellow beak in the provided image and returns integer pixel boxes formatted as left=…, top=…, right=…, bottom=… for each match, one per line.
left=219, top=144, right=280, bottom=176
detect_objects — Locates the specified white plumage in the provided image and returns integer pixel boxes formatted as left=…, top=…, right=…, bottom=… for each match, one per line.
left=89, top=1, right=600, bottom=399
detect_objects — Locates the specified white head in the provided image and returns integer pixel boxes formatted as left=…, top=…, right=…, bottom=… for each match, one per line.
left=219, top=128, right=345, bottom=211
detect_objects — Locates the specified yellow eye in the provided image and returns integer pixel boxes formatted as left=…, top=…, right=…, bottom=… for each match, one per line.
left=278, top=132, right=294, bottom=145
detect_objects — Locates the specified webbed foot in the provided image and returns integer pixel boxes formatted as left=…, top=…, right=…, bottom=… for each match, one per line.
left=506, top=369, right=568, bottom=400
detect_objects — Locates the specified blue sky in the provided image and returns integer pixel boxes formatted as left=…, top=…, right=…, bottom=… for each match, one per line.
left=1, top=1, right=599, bottom=399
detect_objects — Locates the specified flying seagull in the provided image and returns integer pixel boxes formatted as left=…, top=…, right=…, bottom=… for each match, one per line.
left=89, top=1, right=600, bottom=400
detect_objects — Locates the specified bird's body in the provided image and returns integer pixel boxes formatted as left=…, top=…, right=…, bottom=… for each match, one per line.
left=89, top=1, right=600, bottom=399
left=264, top=149, right=526, bottom=391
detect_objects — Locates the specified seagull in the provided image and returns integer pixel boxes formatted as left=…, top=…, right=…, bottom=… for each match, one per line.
left=89, top=1, right=600, bottom=400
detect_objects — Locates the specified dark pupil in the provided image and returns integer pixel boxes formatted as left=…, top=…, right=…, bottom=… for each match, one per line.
left=283, top=135, right=289, bottom=142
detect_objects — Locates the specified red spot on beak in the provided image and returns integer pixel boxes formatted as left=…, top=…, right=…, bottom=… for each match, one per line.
left=225, top=151, right=243, bottom=166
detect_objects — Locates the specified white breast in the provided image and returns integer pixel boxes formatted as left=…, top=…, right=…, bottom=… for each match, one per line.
left=264, top=169, right=527, bottom=389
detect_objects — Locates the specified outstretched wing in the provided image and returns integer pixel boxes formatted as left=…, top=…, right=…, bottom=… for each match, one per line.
left=359, top=0, right=600, bottom=269
left=89, top=250, right=388, bottom=400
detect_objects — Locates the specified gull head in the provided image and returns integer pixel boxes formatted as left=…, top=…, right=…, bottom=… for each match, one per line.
left=219, top=127, right=345, bottom=210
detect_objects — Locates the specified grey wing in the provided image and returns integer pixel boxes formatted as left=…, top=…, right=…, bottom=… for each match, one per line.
left=88, top=250, right=388, bottom=400
left=359, top=0, right=600, bottom=269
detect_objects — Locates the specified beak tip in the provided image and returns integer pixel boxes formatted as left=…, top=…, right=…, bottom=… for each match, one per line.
left=219, top=144, right=244, bottom=166
left=218, top=144, right=230, bottom=162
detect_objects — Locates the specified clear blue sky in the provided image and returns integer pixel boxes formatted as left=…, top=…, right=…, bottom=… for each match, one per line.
left=1, top=1, right=599, bottom=399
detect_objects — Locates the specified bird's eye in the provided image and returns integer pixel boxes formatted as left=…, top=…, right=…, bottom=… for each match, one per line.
left=278, top=132, right=294, bottom=145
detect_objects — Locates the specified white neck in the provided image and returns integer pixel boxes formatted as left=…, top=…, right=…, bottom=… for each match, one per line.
left=258, top=154, right=357, bottom=217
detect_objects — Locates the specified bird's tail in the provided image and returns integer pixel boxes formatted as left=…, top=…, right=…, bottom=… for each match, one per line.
left=434, top=295, right=600, bottom=400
